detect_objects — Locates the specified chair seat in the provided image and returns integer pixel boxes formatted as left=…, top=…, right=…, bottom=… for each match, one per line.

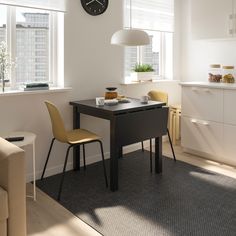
left=66, top=129, right=100, bottom=144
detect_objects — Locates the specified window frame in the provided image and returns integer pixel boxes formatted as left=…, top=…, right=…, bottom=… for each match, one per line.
left=123, top=0, right=174, bottom=82
left=3, top=5, right=62, bottom=89
left=124, top=28, right=173, bottom=81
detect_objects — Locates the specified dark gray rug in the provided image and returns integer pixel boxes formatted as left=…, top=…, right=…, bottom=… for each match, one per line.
left=37, top=150, right=236, bottom=236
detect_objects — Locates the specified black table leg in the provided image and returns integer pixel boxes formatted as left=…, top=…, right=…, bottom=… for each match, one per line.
left=155, top=137, right=162, bottom=173
left=119, top=147, right=123, bottom=158
left=73, top=106, right=80, bottom=171
left=110, top=119, right=118, bottom=191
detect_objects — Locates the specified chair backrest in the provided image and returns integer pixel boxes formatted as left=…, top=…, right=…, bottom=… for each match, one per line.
left=45, top=101, right=68, bottom=143
left=148, top=90, right=168, bottom=105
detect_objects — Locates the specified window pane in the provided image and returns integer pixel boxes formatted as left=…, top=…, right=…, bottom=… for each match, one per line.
left=124, top=31, right=161, bottom=77
left=15, top=7, right=50, bottom=84
left=141, top=31, right=161, bottom=76
left=164, top=32, right=173, bottom=80
left=124, top=46, right=138, bottom=77
left=0, top=5, right=7, bottom=42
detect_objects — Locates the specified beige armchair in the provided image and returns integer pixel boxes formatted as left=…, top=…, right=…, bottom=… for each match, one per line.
left=0, top=137, right=26, bottom=236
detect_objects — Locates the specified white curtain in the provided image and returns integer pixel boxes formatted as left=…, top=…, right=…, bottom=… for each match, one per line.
left=0, top=0, right=67, bottom=12
left=124, top=0, right=174, bottom=32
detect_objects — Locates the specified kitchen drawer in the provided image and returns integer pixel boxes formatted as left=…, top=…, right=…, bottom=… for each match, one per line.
left=223, top=124, right=236, bottom=166
left=181, top=116, right=223, bottom=156
left=224, top=89, right=236, bottom=125
left=182, top=86, right=223, bottom=122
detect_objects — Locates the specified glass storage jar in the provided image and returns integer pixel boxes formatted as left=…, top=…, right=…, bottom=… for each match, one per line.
left=208, top=64, right=222, bottom=82
left=222, top=66, right=235, bottom=83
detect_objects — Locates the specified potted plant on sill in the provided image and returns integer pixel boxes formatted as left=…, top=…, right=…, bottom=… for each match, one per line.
left=131, top=63, right=155, bottom=82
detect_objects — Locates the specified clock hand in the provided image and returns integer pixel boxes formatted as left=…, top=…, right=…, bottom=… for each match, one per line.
left=95, top=0, right=104, bottom=6
left=86, top=0, right=95, bottom=6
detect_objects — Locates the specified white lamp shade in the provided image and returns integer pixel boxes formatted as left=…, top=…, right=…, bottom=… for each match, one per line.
left=111, top=29, right=150, bottom=46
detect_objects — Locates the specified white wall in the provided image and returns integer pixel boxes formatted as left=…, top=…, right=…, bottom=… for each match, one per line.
left=0, top=92, right=72, bottom=181
left=0, top=0, right=181, bottom=181
left=180, top=0, right=236, bottom=82
left=120, top=81, right=181, bottom=105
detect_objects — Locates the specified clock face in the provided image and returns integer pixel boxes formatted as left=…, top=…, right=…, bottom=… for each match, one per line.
left=81, top=0, right=109, bottom=16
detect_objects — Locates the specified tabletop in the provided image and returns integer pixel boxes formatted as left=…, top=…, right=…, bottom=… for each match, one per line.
left=70, top=98, right=165, bottom=115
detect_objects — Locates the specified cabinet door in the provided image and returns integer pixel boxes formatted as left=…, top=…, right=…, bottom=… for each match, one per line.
left=224, top=89, right=236, bottom=125
left=181, top=116, right=223, bottom=156
left=191, top=0, right=233, bottom=39
left=223, top=124, right=236, bottom=166
left=182, top=87, right=223, bottom=122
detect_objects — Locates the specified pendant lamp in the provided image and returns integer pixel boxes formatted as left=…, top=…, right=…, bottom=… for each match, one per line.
left=111, top=0, right=150, bottom=46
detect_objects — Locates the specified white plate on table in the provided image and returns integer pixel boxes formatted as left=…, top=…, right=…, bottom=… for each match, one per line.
left=104, top=99, right=118, bottom=105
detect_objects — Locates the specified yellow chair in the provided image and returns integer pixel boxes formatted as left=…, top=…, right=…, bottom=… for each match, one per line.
left=141, top=90, right=176, bottom=171
left=41, top=101, right=108, bottom=201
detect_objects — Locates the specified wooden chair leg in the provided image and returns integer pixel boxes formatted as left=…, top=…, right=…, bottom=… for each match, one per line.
left=98, top=140, right=108, bottom=188
left=167, top=128, right=176, bottom=162
left=41, top=138, right=55, bottom=180
left=150, top=139, right=152, bottom=173
left=57, top=145, right=72, bottom=201
left=82, top=144, right=86, bottom=170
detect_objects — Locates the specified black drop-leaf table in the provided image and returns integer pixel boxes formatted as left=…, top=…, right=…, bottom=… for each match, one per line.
left=70, top=98, right=168, bottom=191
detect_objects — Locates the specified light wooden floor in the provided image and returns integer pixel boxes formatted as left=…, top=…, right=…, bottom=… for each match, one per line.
left=163, top=142, right=236, bottom=179
left=27, top=143, right=236, bottom=236
left=26, top=185, right=102, bottom=236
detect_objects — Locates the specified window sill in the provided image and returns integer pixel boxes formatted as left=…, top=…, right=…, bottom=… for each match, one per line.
left=120, top=79, right=180, bottom=85
left=0, top=87, right=72, bottom=97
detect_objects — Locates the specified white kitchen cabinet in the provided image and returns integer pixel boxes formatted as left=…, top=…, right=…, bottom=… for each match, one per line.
left=182, top=86, right=223, bottom=122
left=223, top=89, right=236, bottom=125
left=223, top=124, right=236, bottom=166
left=182, top=116, right=223, bottom=156
left=191, top=0, right=234, bottom=39
left=180, top=82, right=236, bottom=167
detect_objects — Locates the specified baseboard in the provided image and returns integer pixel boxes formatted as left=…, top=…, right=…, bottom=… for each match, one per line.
left=26, top=151, right=110, bottom=182
left=182, top=147, right=236, bottom=168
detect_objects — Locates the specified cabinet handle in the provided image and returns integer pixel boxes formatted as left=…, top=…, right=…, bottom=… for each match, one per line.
left=228, top=14, right=234, bottom=36
left=204, top=89, right=210, bottom=93
left=202, top=122, right=209, bottom=126
left=191, top=119, right=197, bottom=123
left=191, top=119, right=209, bottom=126
left=191, top=87, right=198, bottom=92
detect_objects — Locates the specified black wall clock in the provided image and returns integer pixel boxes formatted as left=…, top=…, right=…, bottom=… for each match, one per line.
left=81, top=0, right=109, bottom=16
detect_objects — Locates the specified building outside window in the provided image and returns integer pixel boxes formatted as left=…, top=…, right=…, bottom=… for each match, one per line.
left=15, top=9, right=50, bottom=84
left=0, top=1, right=65, bottom=89
left=0, top=5, right=6, bottom=43
left=124, top=0, right=174, bottom=81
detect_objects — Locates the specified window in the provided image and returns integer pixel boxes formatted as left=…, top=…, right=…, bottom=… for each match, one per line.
left=125, top=31, right=161, bottom=77
left=0, top=5, right=6, bottom=42
left=124, top=0, right=174, bottom=81
left=15, top=8, right=50, bottom=84
left=0, top=1, right=65, bottom=89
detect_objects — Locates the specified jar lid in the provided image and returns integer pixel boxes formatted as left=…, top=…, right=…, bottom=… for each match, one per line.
left=222, top=66, right=234, bottom=69
left=210, top=64, right=221, bottom=68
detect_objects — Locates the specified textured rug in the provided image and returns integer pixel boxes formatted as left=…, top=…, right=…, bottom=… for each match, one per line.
left=37, top=150, right=236, bottom=236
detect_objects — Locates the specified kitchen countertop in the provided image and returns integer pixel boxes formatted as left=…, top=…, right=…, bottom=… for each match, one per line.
left=180, top=81, right=236, bottom=89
